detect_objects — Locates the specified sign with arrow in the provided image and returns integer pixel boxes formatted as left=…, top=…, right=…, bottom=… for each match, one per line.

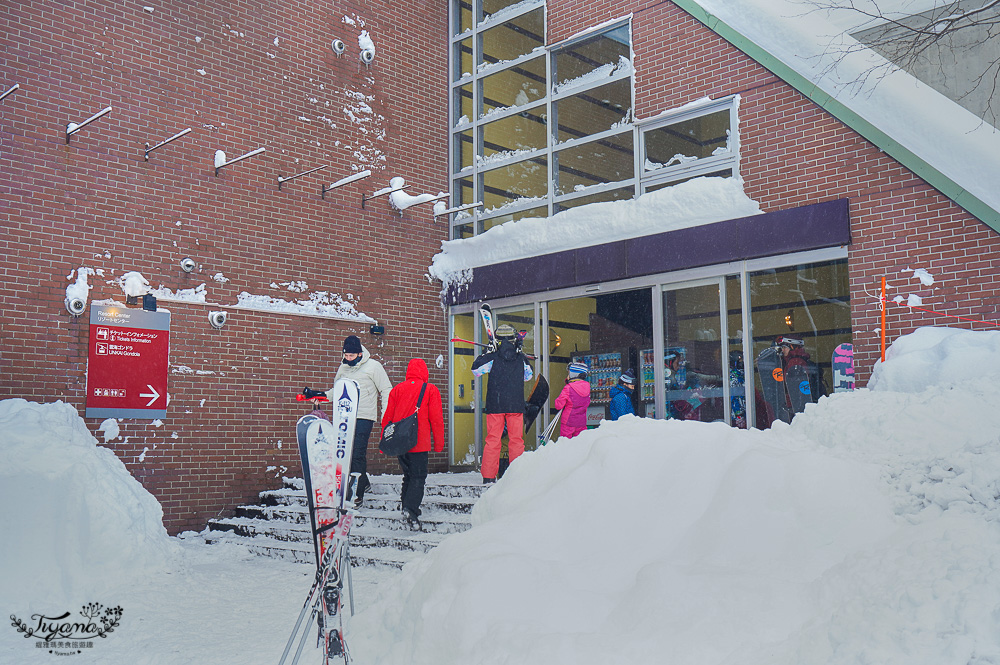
left=85, top=304, right=170, bottom=419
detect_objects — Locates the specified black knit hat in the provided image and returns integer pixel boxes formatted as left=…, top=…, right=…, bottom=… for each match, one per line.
left=620, top=368, right=636, bottom=385
left=343, top=335, right=362, bottom=354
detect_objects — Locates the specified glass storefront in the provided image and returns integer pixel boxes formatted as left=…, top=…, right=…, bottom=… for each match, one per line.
left=447, top=254, right=851, bottom=466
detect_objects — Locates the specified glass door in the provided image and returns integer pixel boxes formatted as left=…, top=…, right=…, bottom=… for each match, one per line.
left=661, top=279, right=729, bottom=423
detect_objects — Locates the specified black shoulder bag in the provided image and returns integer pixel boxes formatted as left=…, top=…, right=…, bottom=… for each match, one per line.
left=379, top=383, right=427, bottom=456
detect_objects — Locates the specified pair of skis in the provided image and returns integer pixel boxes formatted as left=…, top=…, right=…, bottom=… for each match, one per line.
left=280, top=379, right=360, bottom=665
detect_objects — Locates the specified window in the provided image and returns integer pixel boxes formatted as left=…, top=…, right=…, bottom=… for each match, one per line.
left=447, top=1, right=634, bottom=237
left=639, top=97, right=740, bottom=193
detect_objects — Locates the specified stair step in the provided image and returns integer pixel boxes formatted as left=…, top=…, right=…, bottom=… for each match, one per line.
left=207, top=472, right=483, bottom=569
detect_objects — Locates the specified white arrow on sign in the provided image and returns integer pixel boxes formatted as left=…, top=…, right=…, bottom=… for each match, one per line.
left=140, top=384, right=161, bottom=407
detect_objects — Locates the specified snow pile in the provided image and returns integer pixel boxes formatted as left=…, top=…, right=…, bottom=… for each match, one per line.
left=348, top=328, right=1000, bottom=665
left=0, top=400, right=176, bottom=606
left=428, top=176, right=762, bottom=287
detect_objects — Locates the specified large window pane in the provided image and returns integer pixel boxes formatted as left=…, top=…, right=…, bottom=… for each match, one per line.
left=482, top=0, right=538, bottom=24
left=554, top=132, right=633, bottom=195
left=644, top=169, right=732, bottom=193
left=481, top=205, right=547, bottom=232
left=480, top=8, right=544, bottom=69
left=454, top=83, right=473, bottom=127
left=554, top=78, right=632, bottom=143
left=481, top=106, right=547, bottom=161
left=481, top=157, right=548, bottom=211
left=749, top=259, right=851, bottom=428
left=454, top=37, right=473, bottom=81
left=552, top=23, right=631, bottom=91
left=662, top=282, right=726, bottom=423
left=644, top=109, right=730, bottom=172
left=454, top=129, right=474, bottom=172
left=548, top=289, right=654, bottom=427
left=480, top=56, right=546, bottom=115
left=455, top=0, right=473, bottom=34
left=555, top=186, right=634, bottom=212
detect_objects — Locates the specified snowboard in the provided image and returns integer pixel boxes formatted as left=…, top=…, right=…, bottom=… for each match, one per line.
left=832, top=343, right=855, bottom=392
left=783, top=362, right=812, bottom=414
left=755, top=345, right=791, bottom=424
left=523, top=375, right=549, bottom=432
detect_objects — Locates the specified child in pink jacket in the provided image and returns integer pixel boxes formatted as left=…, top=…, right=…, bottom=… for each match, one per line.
left=554, top=362, right=591, bottom=439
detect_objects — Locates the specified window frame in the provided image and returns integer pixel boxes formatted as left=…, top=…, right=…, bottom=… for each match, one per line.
left=637, top=95, right=740, bottom=193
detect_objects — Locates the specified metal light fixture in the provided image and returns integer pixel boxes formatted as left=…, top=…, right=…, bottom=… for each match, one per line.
left=784, top=309, right=795, bottom=330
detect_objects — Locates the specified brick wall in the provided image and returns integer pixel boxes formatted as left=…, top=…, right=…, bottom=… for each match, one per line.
left=0, top=0, right=450, bottom=534
left=548, top=0, right=1000, bottom=385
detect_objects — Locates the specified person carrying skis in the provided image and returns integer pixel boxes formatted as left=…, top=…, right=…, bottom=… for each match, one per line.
left=380, top=358, right=444, bottom=530
left=554, top=361, right=591, bottom=438
left=471, top=324, right=533, bottom=484
left=331, top=335, right=392, bottom=507
left=608, top=367, right=636, bottom=421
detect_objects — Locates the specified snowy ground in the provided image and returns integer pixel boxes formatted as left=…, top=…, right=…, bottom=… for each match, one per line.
left=3, top=326, right=1000, bottom=664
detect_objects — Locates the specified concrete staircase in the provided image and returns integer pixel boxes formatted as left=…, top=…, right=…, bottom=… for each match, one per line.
left=204, top=472, right=485, bottom=569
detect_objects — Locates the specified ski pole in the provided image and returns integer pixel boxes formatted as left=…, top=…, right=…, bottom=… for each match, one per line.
left=288, top=603, right=320, bottom=665
left=278, top=540, right=341, bottom=665
left=277, top=583, right=321, bottom=665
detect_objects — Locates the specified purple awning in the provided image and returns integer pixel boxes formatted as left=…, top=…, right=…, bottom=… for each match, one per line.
left=444, top=198, right=850, bottom=305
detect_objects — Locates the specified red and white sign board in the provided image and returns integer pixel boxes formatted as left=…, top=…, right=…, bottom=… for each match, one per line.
left=85, top=304, right=170, bottom=419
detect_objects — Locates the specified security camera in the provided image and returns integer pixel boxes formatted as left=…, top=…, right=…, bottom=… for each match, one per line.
left=332, top=39, right=346, bottom=56
left=65, top=297, right=87, bottom=316
left=208, top=311, right=227, bottom=329
left=360, top=48, right=375, bottom=65
left=180, top=257, right=196, bottom=273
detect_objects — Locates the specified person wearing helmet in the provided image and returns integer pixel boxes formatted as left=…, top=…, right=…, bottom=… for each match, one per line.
left=608, top=367, right=636, bottom=421
left=554, top=361, right=592, bottom=438
left=471, top=323, right=533, bottom=484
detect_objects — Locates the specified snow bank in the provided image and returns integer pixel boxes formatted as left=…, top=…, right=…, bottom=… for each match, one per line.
left=348, top=328, right=1000, bottom=665
left=428, top=176, right=761, bottom=287
left=0, top=400, right=176, bottom=606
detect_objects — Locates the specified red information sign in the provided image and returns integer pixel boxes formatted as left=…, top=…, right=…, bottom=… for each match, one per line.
left=85, top=304, right=170, bottom=419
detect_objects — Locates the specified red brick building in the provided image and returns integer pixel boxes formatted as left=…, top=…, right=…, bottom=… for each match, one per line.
left=3, top=0, right=998, bottom=532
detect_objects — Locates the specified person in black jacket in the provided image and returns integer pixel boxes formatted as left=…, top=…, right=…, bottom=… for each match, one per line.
left=471, top=324, right=533, bottom=484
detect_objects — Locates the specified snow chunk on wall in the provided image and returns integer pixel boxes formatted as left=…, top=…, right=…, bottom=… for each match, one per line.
left=428, top=176, right=762, bottom=286
left=0, top=400, right=176, bottom=605
left=236, top=291, right=375, bottom=322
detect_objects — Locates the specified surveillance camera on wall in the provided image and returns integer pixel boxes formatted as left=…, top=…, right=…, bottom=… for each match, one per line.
left=65, top=297, right=86, bottom=316
left=332, top=39, right=346, bottom=56
left=208, top=311, right=227, bottom=329
left=180, top=257, right=196, bottom=272
left=360, top=48, right=375, bottom=65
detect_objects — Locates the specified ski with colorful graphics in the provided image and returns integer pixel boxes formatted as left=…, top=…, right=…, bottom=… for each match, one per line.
left=283, top=379, right=360, bottom=664
left=479, top=303, right=496, bottom=350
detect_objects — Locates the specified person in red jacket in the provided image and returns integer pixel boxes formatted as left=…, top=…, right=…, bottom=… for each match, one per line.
left=380, top=358, right=444, bottom=530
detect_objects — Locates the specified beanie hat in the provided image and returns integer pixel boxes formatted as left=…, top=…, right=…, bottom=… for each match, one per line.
left=619, top=368, right=636, bottom=385
left=495, top=324, right=516, bottom=340
left=567, top=361, right=588, bottom=377
left=343, top=335, right=363, bottom=354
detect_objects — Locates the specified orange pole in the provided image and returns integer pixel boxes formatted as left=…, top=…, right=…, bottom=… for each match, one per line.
left=880, top=276, right=886, bottom=362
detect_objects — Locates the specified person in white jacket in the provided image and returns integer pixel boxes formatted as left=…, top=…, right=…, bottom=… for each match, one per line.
left=331, top=335, right=392, bottom=507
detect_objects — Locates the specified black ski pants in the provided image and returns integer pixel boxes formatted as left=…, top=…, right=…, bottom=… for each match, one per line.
left=398, top=451, right=429, bottom=517
left=349, top=418, right=374, bottom=501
